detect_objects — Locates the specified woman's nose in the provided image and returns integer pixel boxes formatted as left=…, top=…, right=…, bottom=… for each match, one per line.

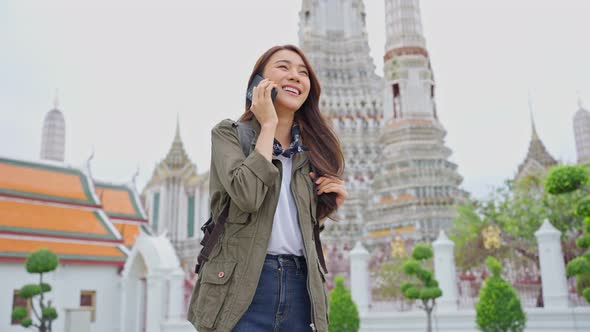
left=288, top=70, right=301, bottom=82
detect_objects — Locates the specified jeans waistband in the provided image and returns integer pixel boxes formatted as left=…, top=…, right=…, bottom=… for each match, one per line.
left=265, top=254, right=306, bottom=270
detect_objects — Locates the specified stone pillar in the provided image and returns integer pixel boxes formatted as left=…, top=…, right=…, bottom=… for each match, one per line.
left=432, top=230, right=458, bottom=311
left=349, top=241, right=370, bottom=313
left=146, top=271, right=165, bottom=332
left=167, top=269, right=185, bottom=320
left=118, top=278, right=128, bottom=332
left=535, top=219, right=569, bottom=308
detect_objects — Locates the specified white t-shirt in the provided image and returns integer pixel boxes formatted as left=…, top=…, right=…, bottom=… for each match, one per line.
left=267, top=155, right=305, bottom=256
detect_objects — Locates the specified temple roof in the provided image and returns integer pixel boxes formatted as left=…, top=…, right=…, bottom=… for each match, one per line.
left=94, top=181, right=150, bottom=248
left=95, top=182, right=147, bottom=222
left=0, top=157, right=99, bottom=206
left=0, top=237, right=127, bottom=265
left=143, top=119, right=201, bottom=192
left=0, top=199, right=120, bottom=241
left=0, top=155, right=128, bottom=266
left=164, top=119, right=192, bottom=170
left=516, top=116, right=557, bottom=180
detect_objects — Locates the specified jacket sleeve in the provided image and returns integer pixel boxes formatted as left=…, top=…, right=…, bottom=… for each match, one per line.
left=211, top=119, right=279, bottom=213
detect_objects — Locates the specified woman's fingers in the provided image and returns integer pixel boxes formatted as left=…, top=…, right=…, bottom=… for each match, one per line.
left=264, top=81, right=277, bottom=101
left=254, top=79, right=268, bottom=105
left=315, top=175, right=343, bottom=186
left=317, top=181, right=344, bottom=194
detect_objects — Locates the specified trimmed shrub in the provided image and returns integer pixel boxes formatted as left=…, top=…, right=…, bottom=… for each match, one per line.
left=476, top=257, right=526, bottom=332
left=328, top=276, right=359, bottom=332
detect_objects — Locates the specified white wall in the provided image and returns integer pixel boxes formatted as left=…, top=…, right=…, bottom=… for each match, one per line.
left=2, top=262, right=121, bottom=332
left=360, top=307, right=590, bottom=332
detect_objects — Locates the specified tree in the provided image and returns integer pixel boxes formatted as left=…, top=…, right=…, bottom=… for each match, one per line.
left=545, top=165, right=590, bottom=303
left=400, top=244, right=442, bottom=332
left=11, top=249, right=59, bottom=332
left=450, top=175, right=584, bottom=272
left=374, top=256, right=412, bottom=300
left=476, top=256, right=526, bottom=332
left=328, top=276, right=360, bottom=332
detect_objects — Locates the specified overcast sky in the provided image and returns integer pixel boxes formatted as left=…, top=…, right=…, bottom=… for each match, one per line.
left=1, top=0, right=588, bottom=199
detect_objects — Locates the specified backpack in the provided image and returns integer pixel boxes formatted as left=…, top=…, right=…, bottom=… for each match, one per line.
left=194, top=120, right=327, bottom=274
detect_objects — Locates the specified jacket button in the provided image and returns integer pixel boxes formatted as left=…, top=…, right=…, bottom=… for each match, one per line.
left=218, top=271, right=225, bottom=278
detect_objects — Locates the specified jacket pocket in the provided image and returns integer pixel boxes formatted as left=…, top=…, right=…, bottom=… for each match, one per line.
left=195, top=260, right=237, bottom=329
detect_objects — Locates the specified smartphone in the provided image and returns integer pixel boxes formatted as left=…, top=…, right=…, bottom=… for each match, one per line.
left=246, top=74, right=278, bottom=103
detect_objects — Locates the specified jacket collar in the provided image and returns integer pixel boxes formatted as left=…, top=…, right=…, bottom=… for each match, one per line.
left=247, top=116, right=309, bottom=172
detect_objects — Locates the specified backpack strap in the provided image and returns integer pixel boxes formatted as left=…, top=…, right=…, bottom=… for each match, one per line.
left=194, top=120, right=253, bottom=274
left=234, top=121, right=256, bottom=157
left=194, top=200, right=229, bottom=274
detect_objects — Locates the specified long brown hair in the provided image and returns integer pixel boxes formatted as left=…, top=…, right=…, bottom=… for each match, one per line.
left=240, top=44, right=344, bottom=221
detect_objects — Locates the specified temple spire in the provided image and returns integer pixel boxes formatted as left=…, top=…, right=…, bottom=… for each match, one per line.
left=529, top=93, right=538, bottom=140
left=578, top=91, right=585, bottom=110
left=515, top=96, right=557, bottom=181
left=164, top=116, right=190, bottom=169
left=174, top=113, right=181, bottom=142
left=53, top=89, right=59, bottom=110
left=384, top=0, right=435, bottom=119
left=384, top=0, right=426, bottom=52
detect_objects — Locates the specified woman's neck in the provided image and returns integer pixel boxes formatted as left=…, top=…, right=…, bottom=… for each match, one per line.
left=275, top=109, right=295, bottom=148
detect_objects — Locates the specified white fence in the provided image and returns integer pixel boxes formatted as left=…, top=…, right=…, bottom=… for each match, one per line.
left=350, top=220, right=590, bottom=331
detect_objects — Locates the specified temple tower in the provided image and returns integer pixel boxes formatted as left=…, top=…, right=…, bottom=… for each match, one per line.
left=40, top=94, right=66, bottom=162
left=299, top=0, right=385, bottom=275
left=364, top=0, right=465, bottom=243
left=574, top=97, right=590, bottom=165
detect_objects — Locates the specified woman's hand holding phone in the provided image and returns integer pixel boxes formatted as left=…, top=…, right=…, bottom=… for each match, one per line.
left=250, top=78, right=279, bottom=128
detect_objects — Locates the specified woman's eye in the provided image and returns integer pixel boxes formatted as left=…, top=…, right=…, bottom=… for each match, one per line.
left=300, top=71, right=309, bottom=76
left=279, top=65, right=288, bottom=69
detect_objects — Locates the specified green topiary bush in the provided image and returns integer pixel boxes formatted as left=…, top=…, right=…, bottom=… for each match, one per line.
left=546, top=165, right=590, bottom=303
left=400, top=243, right=442, bottom=332
left=11, top=248, right=60, bottom=332
left=545, top=165, right=588, bottom=194
left=476, top=257, right=526, bottom=332
left=328, top=276, right=360, bottom=332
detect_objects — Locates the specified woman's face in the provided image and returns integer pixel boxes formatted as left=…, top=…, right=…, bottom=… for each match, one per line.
left=262, top=49, right=311, bottom=113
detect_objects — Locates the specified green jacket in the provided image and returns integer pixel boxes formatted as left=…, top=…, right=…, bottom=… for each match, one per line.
left=187, top=117, right=330, bottom=332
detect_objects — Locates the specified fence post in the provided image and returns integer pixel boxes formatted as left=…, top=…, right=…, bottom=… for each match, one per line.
left=167, top=269, right=185, bottom=320
left=350, top=241, right=370, bottom=314
left=534, top=219, right=569, bottom=308
left=432, top=230, right=458, bottom=311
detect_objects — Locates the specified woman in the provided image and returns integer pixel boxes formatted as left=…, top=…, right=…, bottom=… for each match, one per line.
left=188, top=44, right=347, bottom=332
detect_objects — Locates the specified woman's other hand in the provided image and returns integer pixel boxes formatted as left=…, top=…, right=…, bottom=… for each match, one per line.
left=309, top=172, right=348, bottom=207
left=250, top=78, right=278, bottom=127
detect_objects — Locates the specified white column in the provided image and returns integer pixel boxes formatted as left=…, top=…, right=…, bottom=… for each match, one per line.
left=146, top=271, right=165, bottom=332
left=535, top=219, right=569, bottom=308
left=349, top=241, right=370, bottom=313
left=167, top=269, right=185, bottom=320
left=118, top=278, right=128, bottom=332
left=432, top=230, right=458, bottom=311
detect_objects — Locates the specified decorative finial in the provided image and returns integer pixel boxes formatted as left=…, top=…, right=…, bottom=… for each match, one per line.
left=528, top=92, right=538, bottom=139
left=53, top=88, right=60, bottom=110
left=174, top=114, right=181, bottom=141
left=86, top=146, right=95, bottom=178
left=577, top=91, right=585, bottom=109
left=131, top=164, right=140, bottom=189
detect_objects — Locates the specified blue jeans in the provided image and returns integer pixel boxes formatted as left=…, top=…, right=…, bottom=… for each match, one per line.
left=232, top=254, right=312, bottom=332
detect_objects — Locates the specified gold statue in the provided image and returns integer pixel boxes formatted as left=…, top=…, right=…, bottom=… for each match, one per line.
left=390, top=236, right=406, bottom=258
left=482, top=225, right=501, bottom=250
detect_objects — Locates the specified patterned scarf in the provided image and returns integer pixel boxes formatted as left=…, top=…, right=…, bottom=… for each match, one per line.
left=272, top=122, right=309, bottom=158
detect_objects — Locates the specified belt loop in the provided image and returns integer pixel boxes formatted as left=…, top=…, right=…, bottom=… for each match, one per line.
left=294, top=256, right=301, bottom=271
